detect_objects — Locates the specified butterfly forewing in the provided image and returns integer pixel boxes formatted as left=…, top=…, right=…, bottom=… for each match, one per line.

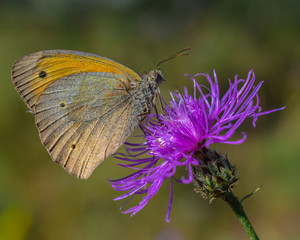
left=11, top=50, right=141, bottom=113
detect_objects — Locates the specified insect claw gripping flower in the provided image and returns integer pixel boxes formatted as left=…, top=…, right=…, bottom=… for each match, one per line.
left=110, top=70, right=285, bottom=222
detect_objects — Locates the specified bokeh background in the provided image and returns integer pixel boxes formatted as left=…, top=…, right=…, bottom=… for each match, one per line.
left=0, top=0, right=299, bottom=239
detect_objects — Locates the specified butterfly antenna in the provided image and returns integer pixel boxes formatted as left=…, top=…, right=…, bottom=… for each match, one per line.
left=155, top=47, right=192, bottom=68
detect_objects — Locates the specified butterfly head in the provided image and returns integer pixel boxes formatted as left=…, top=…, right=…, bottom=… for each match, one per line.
left=147, top=68, right=164, bottom=86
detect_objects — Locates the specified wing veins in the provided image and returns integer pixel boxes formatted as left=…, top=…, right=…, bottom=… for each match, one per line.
left=79, top=99, right=133, bottom=176
left=47, top=121, right=75, bottom=153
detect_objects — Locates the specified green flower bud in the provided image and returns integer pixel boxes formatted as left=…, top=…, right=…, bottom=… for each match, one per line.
left=192, top=148, right=238, bottom=201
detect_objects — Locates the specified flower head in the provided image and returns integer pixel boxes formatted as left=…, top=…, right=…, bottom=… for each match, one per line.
left=110, top=70, right=284, bottom=221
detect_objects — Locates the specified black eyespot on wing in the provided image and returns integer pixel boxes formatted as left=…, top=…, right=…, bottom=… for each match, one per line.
left=39, top=71, right=47, bottom=78
left=59, top=102, right=66, bottom=108
left=71, top=144, right=76, bottom=149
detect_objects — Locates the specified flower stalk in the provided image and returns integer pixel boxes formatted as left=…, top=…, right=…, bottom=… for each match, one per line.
left=223, top=191, right=259, bottom=240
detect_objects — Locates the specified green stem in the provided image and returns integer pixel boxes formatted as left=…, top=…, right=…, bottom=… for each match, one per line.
left=223, top=191, right=259, bottom=240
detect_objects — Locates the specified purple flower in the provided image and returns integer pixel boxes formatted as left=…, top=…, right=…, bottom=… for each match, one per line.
left=110, top=70, right=285, bottom=222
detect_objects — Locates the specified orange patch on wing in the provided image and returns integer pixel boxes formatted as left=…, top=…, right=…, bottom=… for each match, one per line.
left=29, top=53, right=140, bottom=108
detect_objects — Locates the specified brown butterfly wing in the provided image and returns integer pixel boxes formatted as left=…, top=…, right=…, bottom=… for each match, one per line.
left=12, top=50, right=142, bottom=179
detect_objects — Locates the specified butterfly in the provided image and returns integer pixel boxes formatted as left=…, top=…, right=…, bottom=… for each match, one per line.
left=11, top=48, right=190, bottom=179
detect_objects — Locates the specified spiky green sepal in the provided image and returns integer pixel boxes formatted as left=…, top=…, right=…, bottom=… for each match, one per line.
left=192, top=148, right=238, bottom=201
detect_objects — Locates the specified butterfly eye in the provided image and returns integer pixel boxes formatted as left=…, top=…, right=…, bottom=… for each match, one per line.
left=153, top=69, right=164, bottom=85
left=155, top=73, right=163, bottom=85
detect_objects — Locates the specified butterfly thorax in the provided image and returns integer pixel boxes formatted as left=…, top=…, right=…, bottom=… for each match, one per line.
left=131, top=69, right=164, bottom=119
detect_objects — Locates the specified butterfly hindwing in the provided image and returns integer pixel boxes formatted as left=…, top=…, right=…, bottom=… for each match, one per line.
left=35, top=72, right=140, bottom=179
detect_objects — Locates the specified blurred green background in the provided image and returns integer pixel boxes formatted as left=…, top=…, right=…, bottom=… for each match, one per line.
left=0, top=0, right=299, bottom=239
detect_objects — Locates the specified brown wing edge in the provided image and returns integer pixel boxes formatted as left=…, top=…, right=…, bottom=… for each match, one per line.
left=11, top=52, right=44, bottom=111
